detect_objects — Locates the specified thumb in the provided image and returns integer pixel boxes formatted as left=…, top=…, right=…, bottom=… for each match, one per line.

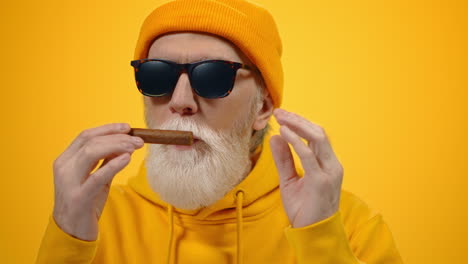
left=270, top=135, right=298, bottom=188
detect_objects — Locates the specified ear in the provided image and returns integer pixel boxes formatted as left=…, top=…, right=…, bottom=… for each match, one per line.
left=252, top=91, right=274, bottom=131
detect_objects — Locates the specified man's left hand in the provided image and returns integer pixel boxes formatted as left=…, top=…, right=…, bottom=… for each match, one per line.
left=270, top=108, right=344, bottom=228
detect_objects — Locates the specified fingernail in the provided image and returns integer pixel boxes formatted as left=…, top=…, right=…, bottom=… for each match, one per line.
left=273, top=109, right=280, bottom=117
left=133, top=137, right=144, bottom=145
left=277, top=108, right=288, bottom=116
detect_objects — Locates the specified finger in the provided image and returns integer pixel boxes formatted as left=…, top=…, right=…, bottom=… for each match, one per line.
left=73, top=134, right=143, bottom=177
left=274, top=109, right=338, bottom=171
left=279, top=125, right=321, bottom=174
left=82, top=154, right=119, bottom=183
left=98, top=155, right=115, bottom=169
left=82, top=153, right=131, bottom=196
left=269, top=135, right=298, bottom=188
left=59, top=123, right=132, bottom=163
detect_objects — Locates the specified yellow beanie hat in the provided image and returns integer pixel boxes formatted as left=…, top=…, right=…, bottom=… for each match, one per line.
left=133, top=0, right=283, bottom=107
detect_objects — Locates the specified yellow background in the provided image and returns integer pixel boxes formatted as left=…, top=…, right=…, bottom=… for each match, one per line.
left=0, top=0, right=466, bottom=263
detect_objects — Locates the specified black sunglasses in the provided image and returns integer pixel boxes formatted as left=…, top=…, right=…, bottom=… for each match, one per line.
left=130, top=59, right=256, bottom=99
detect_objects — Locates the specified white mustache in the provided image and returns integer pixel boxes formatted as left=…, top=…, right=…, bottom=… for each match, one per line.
left=152, top=118, right=228, bottom=152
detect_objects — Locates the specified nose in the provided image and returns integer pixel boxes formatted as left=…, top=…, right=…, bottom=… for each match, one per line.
left=168, top=72, right=199, bottom=115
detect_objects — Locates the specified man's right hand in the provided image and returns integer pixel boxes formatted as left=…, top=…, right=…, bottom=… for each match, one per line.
left=52, top=123, right=144, bottom=241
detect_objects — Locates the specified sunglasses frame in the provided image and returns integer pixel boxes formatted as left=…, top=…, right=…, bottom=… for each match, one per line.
left=130, top=58, right=256, bottom=99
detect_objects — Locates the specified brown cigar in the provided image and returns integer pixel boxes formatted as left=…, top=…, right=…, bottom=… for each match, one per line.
left=128, top=128, right=193, bottom=145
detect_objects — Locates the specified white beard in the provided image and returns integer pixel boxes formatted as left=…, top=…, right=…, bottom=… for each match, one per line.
left=145, top=116, right=253, bottom=210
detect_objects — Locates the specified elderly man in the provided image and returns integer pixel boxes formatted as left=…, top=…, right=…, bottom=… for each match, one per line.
left=36, top=0, right=403, bottom=263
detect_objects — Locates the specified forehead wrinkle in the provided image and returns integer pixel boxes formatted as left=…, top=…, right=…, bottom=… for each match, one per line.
left=148, top=51, right=239, bottom=63
left=148, top=33, right=249, bottom=64
left=148, top=43, right=242, bottom=63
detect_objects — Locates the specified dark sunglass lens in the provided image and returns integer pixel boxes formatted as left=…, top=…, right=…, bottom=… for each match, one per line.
left=136, top=61, right=178, bottom=96
left=191, top=62, right=236, bottom=98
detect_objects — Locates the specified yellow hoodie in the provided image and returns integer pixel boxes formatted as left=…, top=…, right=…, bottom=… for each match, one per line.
left=36, top=128, right=404, bottom=263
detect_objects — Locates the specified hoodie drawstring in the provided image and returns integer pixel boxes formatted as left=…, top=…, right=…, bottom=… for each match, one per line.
left=165, top=193, right=244, bottom=264
left=166, top=205, right=174, bottom=264
left=236, top=190, right=244, bottom=264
